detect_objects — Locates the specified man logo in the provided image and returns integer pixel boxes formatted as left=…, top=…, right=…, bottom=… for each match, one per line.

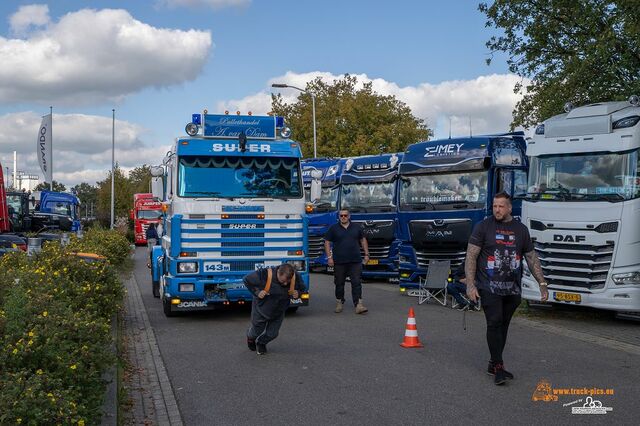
left=553, top=234, right=586, bottom=243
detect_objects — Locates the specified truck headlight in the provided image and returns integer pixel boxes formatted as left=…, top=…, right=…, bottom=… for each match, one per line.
left=612, top=271, right=640, bottom=285
left=286, top=260, right=306, bottom=271
left=178, top=262, right=198, bottom=273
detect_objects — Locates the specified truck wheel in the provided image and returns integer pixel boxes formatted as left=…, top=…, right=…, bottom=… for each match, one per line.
left=152, top=280, right=160, bottom=298
left=162, top=297, right=175, bottom=317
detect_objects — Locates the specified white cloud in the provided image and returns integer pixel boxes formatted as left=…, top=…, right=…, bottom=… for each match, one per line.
left=0, top=112, right=169, bottom=187
left=221, top=71, right=528, bottom=139
left=0, top=7, right=212, bottom=105
left=158, top=0, right=251, bottom=9
left=10, top=4, right=51, bottom=36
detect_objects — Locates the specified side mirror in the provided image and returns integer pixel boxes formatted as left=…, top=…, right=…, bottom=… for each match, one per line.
left=310, top=179, right=322, bottom=203
left=129, top=209, right=134, bottom=220
left=150, top=166, right=164, bottom=177
left=151, top=177, right=164, bottom=201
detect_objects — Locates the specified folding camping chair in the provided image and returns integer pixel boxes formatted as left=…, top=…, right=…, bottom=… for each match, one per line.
left=417, top=260, right=450, bottom=305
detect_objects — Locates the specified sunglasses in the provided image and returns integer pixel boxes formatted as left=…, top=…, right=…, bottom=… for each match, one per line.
left=339, top=214, right=349, bottom=217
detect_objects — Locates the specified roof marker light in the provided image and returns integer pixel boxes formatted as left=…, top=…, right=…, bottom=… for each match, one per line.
left=345, top=158, right=354, bottom=171
left=185, top=123, right=199, bottom=136
left=390, top=154, right=399, bottom=168
left=564, top=102, right=574, bottom=113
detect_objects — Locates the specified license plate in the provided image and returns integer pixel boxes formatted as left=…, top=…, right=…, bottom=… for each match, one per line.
left=366, top=259, right=379, bottom=265
left=203, top=262, right=231, bottom=272
left=554, top=291, right=581, bottom=303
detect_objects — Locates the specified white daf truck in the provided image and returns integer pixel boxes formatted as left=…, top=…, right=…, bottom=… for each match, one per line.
left=521, top=96, right=640, bottom=314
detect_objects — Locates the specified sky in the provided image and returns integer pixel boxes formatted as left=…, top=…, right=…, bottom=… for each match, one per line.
left=0, top=0, right=527, bottom=188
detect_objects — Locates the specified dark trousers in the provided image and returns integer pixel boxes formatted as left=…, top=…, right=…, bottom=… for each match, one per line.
left=478, top=289, right=521, bottom=364
left=247, top=300, right=286, bottom=345
left=334, top=262, right=362, bottom=306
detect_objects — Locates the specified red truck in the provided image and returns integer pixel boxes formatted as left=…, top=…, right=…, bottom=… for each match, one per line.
left=130, top=193, right=162, bottom=245
left=0, top=165, right=10, bottom=233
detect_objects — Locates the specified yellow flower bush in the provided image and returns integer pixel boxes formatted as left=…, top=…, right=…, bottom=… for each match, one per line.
left=0, top=230, right=127, bottom=424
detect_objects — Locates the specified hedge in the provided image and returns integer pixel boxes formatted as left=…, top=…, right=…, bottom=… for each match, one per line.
left=0, top=231, right=129, bottom=424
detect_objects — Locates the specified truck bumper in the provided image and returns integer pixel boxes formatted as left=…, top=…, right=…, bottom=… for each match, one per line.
left=522, top=278, right=640, bottom=312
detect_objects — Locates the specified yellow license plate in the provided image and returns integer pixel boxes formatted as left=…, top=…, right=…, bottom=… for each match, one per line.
left=366, top=259, right=379, bottom=265
left=554, top=291, right=581, bottom=303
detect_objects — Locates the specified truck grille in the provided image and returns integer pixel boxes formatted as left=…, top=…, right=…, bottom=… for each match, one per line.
left=361, top=244, right=390, bottom=260
left=415, top=249, right=466, bottom=270
left=308, top=235, right=324, bottom=259
left=534, top=241, right=614, bottom=289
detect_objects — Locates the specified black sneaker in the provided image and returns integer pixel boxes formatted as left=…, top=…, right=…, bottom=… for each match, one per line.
left=487, top=361, right=514, bottom=380
left=247, top=338, right=256, bottom=351
left=256, top=343, right=267, bottom=355
left=494, top=364, right=507, bottom=385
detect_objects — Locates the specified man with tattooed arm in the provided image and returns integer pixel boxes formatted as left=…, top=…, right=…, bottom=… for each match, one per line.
left=464, top=192, right=549, bottom=385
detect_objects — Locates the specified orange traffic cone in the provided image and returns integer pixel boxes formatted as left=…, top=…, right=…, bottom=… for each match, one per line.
left=400, top=308, right=424, bottom=348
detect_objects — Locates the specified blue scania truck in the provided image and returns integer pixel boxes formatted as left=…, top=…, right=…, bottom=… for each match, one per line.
left=302, top=158, right=344, bottom=270
left=397, top=134, right=528, bottom=290
left=150, top=112, right=311, bottom=316
left=340, top=153, right=402, bottom=280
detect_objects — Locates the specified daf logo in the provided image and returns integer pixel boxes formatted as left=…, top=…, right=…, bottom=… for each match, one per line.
left=553, top=234, right=586, bottom=243
left=433, top=219, right=445, bottom=227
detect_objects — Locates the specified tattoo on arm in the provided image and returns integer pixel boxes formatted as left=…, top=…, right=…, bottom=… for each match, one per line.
left=324, top=240, right=332, bottom=258
left=525, top=250, right=546, bottom=284
left=464, top=244, right=481, bottom=287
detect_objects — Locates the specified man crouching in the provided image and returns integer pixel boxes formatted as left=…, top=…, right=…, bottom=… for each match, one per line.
left=244, top=263, right=304, bottom=355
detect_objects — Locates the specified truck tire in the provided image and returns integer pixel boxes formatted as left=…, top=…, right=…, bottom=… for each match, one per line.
left=162, top=297, right=175, bottom=317
left=152, top=280, right=160, bottom=298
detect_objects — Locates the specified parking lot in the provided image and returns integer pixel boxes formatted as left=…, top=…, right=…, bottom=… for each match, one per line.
left=128, top=248, right=639, bottom=425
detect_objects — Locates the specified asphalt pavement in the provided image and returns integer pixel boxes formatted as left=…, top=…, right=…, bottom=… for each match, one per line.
left=128, top=247, right=638, bottom=425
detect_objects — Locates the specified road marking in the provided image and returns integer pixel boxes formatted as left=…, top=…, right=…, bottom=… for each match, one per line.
left=515, top=317, right=640, bottom=356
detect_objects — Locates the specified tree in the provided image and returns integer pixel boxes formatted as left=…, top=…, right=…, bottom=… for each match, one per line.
left=34, top=180, right=66, bottom=192
left=480, top=0, right=640, bottom=128
left=271, top=75, right=431, bottom=158
left=128, top=165, right=152, bottom=195
left=72, top=182, right=98, bottom=218
left=95, top=165, right=133, bottom=227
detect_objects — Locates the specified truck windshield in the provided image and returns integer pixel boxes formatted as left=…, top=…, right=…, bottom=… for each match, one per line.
left=526, top=150, right=640, bottom=202
left=138, top=210, right=162, bottom=220
left=6, top=195, right=23, bottom=215
left=178, top=155, right=302, bottom=199
left=305, top=186, right=339, bottom=211
left=399, top=171, right=488, bottom=210
left=49, top=202, right=72, bottom=217
left=341, top=182, right=396, bottom=212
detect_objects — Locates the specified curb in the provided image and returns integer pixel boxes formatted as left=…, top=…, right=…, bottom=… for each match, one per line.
left=124, top=274, right=183, bottom=425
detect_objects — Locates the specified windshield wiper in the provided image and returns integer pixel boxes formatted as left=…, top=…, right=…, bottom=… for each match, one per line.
left=586, top=193, right=625, bottom=202
left=187, top=191, right=221, bottom=197
left=345, top=205, right=366, bottom=212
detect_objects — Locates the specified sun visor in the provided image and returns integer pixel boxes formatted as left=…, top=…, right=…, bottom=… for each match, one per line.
left=545, top=115, right=610, bottom=138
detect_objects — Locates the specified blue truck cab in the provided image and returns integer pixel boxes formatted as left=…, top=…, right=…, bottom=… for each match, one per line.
left=301, top=158, right=344, bottom=270
left=397, top=133, right=528, bottom=290
left=150, top=113, right=311, bottom=317
left=37, top=190, right=82, bottom=232
left=339, top=153, right=402, bottom=280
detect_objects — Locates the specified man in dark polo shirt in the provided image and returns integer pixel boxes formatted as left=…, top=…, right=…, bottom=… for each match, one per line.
left=324, top=209, right=370, bottom=314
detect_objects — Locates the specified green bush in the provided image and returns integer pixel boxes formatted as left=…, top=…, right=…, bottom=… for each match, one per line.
left=0, top=236, right=125, bottom=425
left=67, top=227, right=131, bottom=267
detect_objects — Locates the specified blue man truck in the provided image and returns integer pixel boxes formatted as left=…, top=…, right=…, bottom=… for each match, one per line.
left=340, top=153, right=403, bottom=280
left=36, top=190, right=82, bottom=232
left=302, top=158, right=344, bottom=270
left=397, top=133, right=528, bottom=290
left=150, top=112, right=311, bottom=317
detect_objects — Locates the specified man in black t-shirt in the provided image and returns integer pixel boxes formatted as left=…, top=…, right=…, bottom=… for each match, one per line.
left=324, top=209, right=370, bottom=314
left=464, top=192, right=548, bottom=385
